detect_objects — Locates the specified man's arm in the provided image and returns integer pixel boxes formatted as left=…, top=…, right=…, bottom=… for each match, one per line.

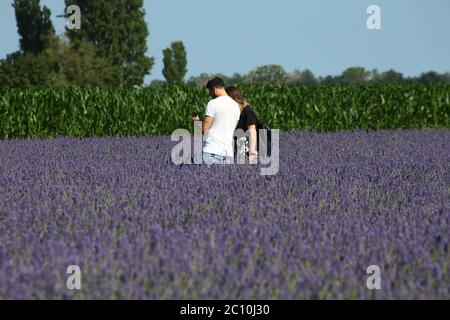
left=202, top=115, right=213, bottom=133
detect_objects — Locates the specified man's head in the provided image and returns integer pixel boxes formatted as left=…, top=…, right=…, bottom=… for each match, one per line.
left=206, top=77, right=227, bottom=98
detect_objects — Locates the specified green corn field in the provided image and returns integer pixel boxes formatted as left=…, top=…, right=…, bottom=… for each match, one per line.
left=0, top=84, right=449, bottom=139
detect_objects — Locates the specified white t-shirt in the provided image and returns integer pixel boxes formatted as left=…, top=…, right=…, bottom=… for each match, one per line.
left=203, top=96, right=241, bottom=157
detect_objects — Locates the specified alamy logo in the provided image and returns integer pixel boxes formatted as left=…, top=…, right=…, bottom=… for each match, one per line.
left=66, top=5, right=81, bottom=30
left=366, top=265, right=381, bottom=290
left=367, top=5, right=381, bottom=30
left=66, top=265, right=82, bottom=290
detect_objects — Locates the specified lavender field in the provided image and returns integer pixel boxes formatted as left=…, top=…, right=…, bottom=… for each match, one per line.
left=0, top=129, right=449, bottom=299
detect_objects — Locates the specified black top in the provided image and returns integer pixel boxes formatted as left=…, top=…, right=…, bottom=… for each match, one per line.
left=236, top=105, right=258, bottom=131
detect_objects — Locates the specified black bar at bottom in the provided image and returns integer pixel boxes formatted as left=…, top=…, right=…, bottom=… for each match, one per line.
left=0, top=300, right=446, bottom=319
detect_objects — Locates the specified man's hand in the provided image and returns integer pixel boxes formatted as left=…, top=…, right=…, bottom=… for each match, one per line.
left=191, top=115, right=200, bottom=122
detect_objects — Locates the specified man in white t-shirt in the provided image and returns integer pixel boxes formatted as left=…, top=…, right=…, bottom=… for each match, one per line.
left=191, top=77, right=241, bottom=164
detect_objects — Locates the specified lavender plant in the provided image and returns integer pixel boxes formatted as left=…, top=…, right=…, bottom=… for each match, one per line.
left=0, top=129, right=448, bottom=299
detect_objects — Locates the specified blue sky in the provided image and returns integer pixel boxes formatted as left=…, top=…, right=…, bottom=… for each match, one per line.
left=1, top=0, right=449, bottom=84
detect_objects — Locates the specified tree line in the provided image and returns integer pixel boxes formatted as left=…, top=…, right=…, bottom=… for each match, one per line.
left=1, top=1, right=448, bottom=88
left=175, top=65, right=450, bottom=88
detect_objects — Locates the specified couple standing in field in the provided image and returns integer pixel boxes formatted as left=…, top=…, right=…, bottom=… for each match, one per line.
left=191, top=77, right=258, bottom=165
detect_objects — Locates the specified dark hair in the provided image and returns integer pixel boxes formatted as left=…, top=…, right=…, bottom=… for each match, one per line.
left=226, top=86, right=250, bottom=112
left=206, top=77, right=226, bottom=90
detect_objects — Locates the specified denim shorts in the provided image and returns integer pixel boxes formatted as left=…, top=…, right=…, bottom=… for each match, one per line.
left=202, top=152, right=234, bottom=165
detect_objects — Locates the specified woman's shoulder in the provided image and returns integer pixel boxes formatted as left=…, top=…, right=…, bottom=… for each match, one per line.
left=242, top=106, right=258, bottom=123
left=243, top=105, right=255, bottom=114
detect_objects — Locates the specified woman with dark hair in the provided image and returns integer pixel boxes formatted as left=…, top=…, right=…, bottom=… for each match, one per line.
left=225, top=86, right=258, bottom=163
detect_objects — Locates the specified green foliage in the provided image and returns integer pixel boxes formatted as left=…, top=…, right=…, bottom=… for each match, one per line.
left=418, top=71, right=450, bottom=84
left=373, top=69, right=405, bottom=84
left=288, top=69, right=318, bottom=85
left=0, top=85, right=448, bottom=139
left=162, top=41, right=188, bottom=85
left=0, top=52, right=53, bottom=88
left=340, top=67, right=371, bottom=85
left=187, top=68, right=450, bottom=87
left=13, top=0, right=55, bottom=54
left=246, top=64, right=288, bottom=84
left=187, top=72, right=232, bottom=87
left=45, top=39, right=116, bottom=87
left=186, top=65, right=291, bottom=86
left=0, top=38, right=116, bottom=88
left=64, top=0, right=154, bottom=87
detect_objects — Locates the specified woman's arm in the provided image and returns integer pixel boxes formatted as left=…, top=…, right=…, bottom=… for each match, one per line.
left=248, top=124, right=257, bottom=163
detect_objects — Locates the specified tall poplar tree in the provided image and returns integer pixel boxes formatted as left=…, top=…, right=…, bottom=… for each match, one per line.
left=13, top=0, right=55, bottom=54
left=162, top=41, right=188, bottom=85
left=65, top=0, right=154, bottom=87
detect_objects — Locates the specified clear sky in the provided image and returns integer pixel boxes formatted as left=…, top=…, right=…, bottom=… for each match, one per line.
left=1, top=0, right=449, bottom=84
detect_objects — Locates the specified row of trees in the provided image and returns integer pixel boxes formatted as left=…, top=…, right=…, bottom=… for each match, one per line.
left=169, top=65, right=450, bottom=87
left=0, top=0, right=188, bottom=88
left=1, top=1, right=448, bottom=88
